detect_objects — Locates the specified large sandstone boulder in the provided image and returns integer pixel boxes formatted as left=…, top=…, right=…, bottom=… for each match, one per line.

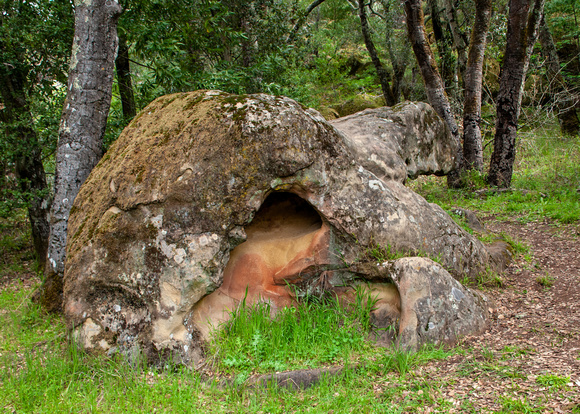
left=64, top=90, right=494, bottom=366
left=330, top=102, right=457, bottom=183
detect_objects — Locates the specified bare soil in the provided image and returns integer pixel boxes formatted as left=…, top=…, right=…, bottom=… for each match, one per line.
left=405, top=218, right=580, bottom=413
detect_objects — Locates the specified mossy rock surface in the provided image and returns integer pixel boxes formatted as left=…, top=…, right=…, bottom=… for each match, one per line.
left=332, top=94, right=385, bottom=117
left=65, top=90, right=497, bottom=366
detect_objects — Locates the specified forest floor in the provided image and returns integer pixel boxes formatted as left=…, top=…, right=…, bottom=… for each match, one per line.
left=1, top=214, right=579, bottom=413
left=401, top=216, right=580, bottom=413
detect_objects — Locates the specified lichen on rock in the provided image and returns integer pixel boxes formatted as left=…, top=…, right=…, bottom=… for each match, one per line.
left=64, top=90, right=502, bottom=366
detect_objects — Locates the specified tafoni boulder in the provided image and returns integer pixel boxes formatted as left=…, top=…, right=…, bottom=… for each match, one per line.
left=329, top=102, right=456, bottom=183
left=64, top=90, right=497, bottom=366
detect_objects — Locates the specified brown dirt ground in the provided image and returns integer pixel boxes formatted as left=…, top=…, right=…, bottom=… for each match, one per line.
left=404, top=218, right=580, bottom=413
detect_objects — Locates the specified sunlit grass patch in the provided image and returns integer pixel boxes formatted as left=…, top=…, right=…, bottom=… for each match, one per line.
left=409, top=127, right=580, bottom=224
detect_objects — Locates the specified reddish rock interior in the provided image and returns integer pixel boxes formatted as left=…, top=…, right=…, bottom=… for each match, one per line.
left=191, top=192, right=331, bottom=338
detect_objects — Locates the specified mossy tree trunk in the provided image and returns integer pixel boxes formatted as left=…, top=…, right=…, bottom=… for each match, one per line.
left=462, top=0, right=492, bottom=172
left=43, top=0, right=122, bottom=312
left=488, top=0, right=545, bottom=188
left=403, top=0, right=462, bottom=187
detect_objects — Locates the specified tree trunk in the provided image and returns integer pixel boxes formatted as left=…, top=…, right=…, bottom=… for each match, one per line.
left=538, top=15, right=580, bottom=136
left=0, top=70, right=51, bottom=267
left=42, top=0, right=122, bottom=312
left=404, top=0, right=462, bottom=187
left=488, top=0, right=545, bottom=188
left=287, top=0, right=327, bottom=44
left=442, top=0, right=468, bottom=84
left=427, top=0, right=457, bottom=98
left=462, top=0, right=492, bottom=172
left=115, top=33, right=137, bottom=121
left=359, top=0, right=396, bottom=106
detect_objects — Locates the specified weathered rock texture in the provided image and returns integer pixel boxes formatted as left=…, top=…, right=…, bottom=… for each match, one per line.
left=389, top=257, right=489, bottom=350
left=330, top=102, right=457, bottom=183
left=64, top=91, right=494, bottom=365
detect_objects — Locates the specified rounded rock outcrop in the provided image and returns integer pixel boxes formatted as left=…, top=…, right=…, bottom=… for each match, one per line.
left=64, top=90, right=495, bottom=365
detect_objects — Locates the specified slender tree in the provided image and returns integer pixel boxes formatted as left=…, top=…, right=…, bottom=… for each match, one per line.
left=538, top=14, right=579, bottom=135
left=287, top=0, right=328, bottom=44
left=42, top=0, right=122, bottom=312
left=0, top=0, right=73, bottom=266
left=462, top=0, right=492, bottom=172
left=404, top=0, right=462, bottom=187
left=115, top=32, right=137, bottom=121
left=488, top=0, right=545, bottom=188
left=358, top=0, right=396, bottom=106
left=442, top=0, right=468, bottom=83
left=0, top=68, right=51, bottom=266
left=427, top=0, right=457, bottom=98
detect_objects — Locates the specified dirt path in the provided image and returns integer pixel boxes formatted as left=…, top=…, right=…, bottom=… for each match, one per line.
left=408, top=219, right=580, bottom=413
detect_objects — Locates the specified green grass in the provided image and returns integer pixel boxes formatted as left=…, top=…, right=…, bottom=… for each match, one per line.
left=536, top=272, right=555, bottom=287
left=409, top=127, right=580, bottom=224
left=208, top=287, right=379, bottom=374
left=535, top=373, right=570, bottom=389
left=2, top=121, right=576, bottom=412
left=0, top=289, right=459, bottom=413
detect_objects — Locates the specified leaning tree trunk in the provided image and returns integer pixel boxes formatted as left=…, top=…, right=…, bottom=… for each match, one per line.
left=42, top=0, right=122, bottom=312
left=0, top=69, right=51, bottom=266
left=488, top=0, right=545, bottom=188
left=538, top=15, right=580, bottom=136
left=462, top=0, right=492, bottom=172
left=115, top=33, right=137, bottom=121
left=287, top=0, right=327, bottom=44
left=359, top=0, right=396, bottom=106
left=404, top=0, right=462, bottom=187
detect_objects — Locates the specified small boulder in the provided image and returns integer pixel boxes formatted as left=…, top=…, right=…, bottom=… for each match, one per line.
left=389, top=257, right=489, bottom=350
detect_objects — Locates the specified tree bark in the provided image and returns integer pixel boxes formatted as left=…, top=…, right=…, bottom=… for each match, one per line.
left=488, top=0, right=545, bottom=188
left=404, top=0, right=462, bottom=187
left=43, top=0, right=122, bottom=312
left=538, top=15, right=579, bottom=136
left=462, top=0, right=492, bottom=172
left=427, top=0, right=457, bottom=97
left=442, top=0, right=468, bottom=83
left=359, top=0, right=396, bottom=106
left=115, top=33, right=137, bottom=121
left=0, top=69, right=51, bottom=266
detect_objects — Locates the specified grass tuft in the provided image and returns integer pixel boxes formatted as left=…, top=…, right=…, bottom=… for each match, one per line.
left=208, top=286, right=381, bottom=375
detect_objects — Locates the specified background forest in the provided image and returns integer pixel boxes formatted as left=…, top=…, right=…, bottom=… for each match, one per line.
left=2, top=0, right=579, bottom=202
left=1, top=0, right=579, bottom=220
